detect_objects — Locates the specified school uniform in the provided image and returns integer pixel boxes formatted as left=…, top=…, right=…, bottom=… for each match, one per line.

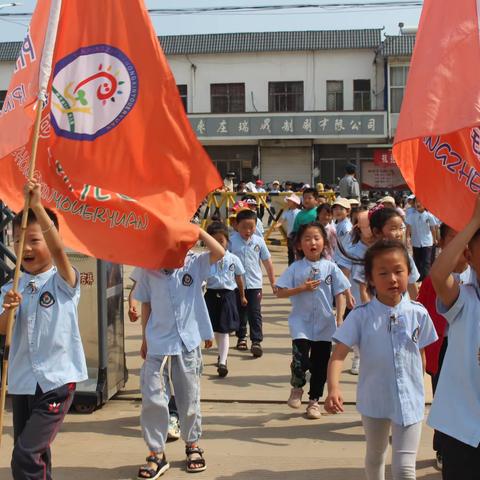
left=281, top=208, right=300, bottom=265
left=352, top=253, right=420, bottom=294
left=406, top=210, right=437, bottom=281
left=254, top=217, right=264, bottom=238
left=0, top=267, right=87, bottom=480
left=333, top=218, right=353, bottom=269
left=229, top=232, right=271, bottom=343
left=276, top=257, right=350, bottom=400
left=347, top=241, right=368, bottom=306
left=334, top=296, right=437, bottom=479
left=205, top=251, right=245, bottom=333
left=133, top=252, right=213, bottom=452
left=428, top=284, right=480, bottom=479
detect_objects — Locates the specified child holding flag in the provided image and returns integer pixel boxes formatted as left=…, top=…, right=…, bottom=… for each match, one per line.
left=0, top=180, right=88, bottom=480
left=133, top=228, right=224, bottom=477
left=428, top=197, right=480, bottom=479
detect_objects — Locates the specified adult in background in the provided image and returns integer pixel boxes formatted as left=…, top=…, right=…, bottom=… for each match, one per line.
left=223, top=172, right=236, bottom=192
left=338, top=163, right=360, bottom=201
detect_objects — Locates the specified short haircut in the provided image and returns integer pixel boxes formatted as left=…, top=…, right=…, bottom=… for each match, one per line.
left=439, top=223, right=453, bottom=241
left=236, top=209, right=257, bottom=223
left=364, top=239, right=411, bottom=287
left=316, top=203, right=332, bottom=218
left=345, top=164, right=356, bottom=175
left=302, top=187, right=319, bottom=199
left=206, top=221, right=229, bottom=241
left=13, top=208, right=59, bottom=235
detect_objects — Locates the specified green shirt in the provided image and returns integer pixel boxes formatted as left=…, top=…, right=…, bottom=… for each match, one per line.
left=292, top=207, right=317, bottom=233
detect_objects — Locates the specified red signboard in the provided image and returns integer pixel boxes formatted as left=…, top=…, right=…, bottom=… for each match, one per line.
left=373, top=149, right=395, bottom=167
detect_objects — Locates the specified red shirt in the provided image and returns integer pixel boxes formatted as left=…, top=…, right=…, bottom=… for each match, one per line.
left=417, top=275, right=447, bottom=375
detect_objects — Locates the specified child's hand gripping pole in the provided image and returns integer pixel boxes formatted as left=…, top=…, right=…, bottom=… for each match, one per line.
left=0, top=97, right=44, bottom=447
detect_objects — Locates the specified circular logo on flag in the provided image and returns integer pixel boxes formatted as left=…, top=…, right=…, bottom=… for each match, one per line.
left=51, top=44, right=138, bottom=141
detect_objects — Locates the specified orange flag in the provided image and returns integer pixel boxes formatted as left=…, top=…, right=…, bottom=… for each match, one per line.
left=0, top=0, right=221, bottom=268
left=393, top=0, right=480, bottom=230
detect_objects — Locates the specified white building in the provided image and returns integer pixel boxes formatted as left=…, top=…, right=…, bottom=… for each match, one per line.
left=0, top=30, right=415, bottom=191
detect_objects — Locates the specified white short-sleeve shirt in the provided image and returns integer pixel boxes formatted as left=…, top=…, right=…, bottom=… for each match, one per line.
left=333, top=296, right=437, bottom=426
left=133, top=252, right=213, bottom=355
left=206, top=250, right=245, bottom=290
left=276, top=257, right=350, bottom=341
left=428, top=284, right=480, bottom=447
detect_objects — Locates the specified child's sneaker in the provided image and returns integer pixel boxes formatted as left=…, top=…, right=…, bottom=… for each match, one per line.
left=287, top=387, right=303, bottom=409
left=167, top=414, right=180, bottom=441
left=306, top=400, right=322, bottom=419
left=350, top=357, right=360, bottom=375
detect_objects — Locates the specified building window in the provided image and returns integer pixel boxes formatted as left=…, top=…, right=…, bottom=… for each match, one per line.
left=268, top=81, right=304, bottom=112
left=326, top=81, right=344, bottom=111
left=177, top=84, right=187, bottom=112
left=353, top=79, right=371, bottom=111
left=210, top=83, right=245, bottom=113
left=0, top=90, right=6, bottom=110
left=390, top=66, right=409, bottom=113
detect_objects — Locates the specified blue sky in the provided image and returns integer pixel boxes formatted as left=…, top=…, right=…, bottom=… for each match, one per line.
left=0, top=1, right=422, bottom=41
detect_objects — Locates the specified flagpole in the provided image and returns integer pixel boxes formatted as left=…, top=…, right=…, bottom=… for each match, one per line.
left=0, top=0, right=62, bottom=447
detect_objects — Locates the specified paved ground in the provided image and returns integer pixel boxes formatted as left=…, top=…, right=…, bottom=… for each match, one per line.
left=0, top=245, right=441, bottom=479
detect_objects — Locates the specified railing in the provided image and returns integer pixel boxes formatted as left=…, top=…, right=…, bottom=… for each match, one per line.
left=200, top=191, right=336, bottom=246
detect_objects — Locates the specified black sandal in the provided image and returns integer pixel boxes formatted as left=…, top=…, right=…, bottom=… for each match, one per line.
left=137, top=454, right=170, bottom=479
left=185, top=445, right=207, bottom=473
left=236, top=338, right=248, bottom=351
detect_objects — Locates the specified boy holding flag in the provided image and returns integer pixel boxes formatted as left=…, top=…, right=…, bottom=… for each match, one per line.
left=0, top=180, right=87, bottom=480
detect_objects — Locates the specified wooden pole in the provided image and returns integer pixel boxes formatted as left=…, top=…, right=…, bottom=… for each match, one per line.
left=0, top=97, right=44, bottom=446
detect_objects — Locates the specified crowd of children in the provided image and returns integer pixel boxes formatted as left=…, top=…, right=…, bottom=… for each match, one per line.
left=1, top=181, right=479, bottom=480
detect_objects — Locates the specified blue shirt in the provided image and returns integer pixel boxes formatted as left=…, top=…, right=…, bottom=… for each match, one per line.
left=334, top=218, right=353, bottom=268
left=254, top=218, right=264, bottom=238
left=281, top=208, right=300, bottom=236
left=133, top=252, right=214, bottom=355
left=276, top=258, right=351, bottom=341
left=206, top=251, right=245, bottom=290
left=0, top=267, right=87, bottom=395
left=352, top=253, right=420, bottom=287
left=428, top=285, right=480, bottom=447
left=406, top=210, right=436, bottom=247
left=229, top=232, right=271, bottom=289
left=333, top=296, right=437, bottom=426
left=347, top=241, right=369, bottom=305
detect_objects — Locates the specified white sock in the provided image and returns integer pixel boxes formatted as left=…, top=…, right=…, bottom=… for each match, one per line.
left=215, top=333, right=229, bottom=365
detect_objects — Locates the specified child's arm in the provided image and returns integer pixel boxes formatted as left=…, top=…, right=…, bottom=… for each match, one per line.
left=276, top=279, right=321, bottom=298
left=335, top=292, right=347, bottom=326
left=128, top=280, right=140, bottom=322
left=359, top=282, right=371, bottom=304
left=408, top=282, right=419, bottom=300
left=140, top=302, right=151, bottom=359
left=198, top=228, right=225, bottom=264
left=324, top=342, right=350, bottom=414
left=235, top=275, right=248, bottom=306
left=27, top=180, right=76, bottom=288
left=431, top=194, right=480, bottom=308
left=262, top=258, right=277, bottom=294
left=0, top=290, right=22, bottom=334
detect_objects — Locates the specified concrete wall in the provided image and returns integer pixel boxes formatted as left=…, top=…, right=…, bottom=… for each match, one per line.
left=0, top=62, right=15, bottom=90
left=167, top=49, right=385, bottom=114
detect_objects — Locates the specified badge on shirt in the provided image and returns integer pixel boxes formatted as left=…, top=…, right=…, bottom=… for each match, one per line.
left=39, top=291, right=55, bottom=308
left=324, top=274, right=332, bottom=285
left=254, top=245, right=260, bottom=253
left=182, top=273, right=193, bottom=287
left=229, top=263, right=235, bottom=271
left=411, top=326, right=420, bottom=344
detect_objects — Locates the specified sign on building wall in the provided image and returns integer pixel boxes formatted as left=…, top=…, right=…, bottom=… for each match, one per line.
left=361, top=161, right=407, bottom=190
left=189, top=112, right=386, bottom=139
